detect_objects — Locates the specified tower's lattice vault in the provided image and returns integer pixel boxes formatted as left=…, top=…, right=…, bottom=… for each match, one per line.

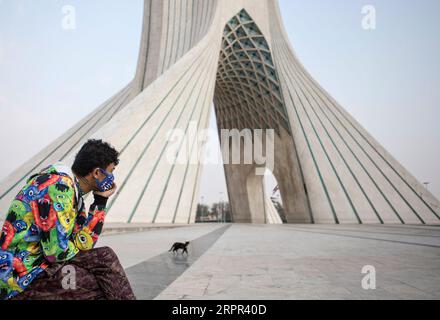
left=1, top=0, right=439, bottom=224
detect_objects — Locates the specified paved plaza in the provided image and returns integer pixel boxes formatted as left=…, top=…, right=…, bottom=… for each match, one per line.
left=98, top=223, right=440, bottom=300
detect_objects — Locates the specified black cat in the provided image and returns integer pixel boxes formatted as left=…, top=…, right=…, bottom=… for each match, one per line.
left=169, top=241, right=190, bottom=255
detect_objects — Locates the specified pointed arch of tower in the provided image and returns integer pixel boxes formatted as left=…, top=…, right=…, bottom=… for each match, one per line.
left=215, top=9, right=291, bottom=136
left=214, top=9, right=311, bottom=224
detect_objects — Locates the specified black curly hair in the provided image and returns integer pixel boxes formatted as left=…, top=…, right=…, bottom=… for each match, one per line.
left=72, top=139, right=120, bottom=177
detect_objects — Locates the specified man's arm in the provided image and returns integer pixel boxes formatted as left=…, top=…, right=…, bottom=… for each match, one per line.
left=72, top=194, right=107, bottom=251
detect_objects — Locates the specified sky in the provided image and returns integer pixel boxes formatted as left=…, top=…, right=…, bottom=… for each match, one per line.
left=0, top=0, right=439, bottom=206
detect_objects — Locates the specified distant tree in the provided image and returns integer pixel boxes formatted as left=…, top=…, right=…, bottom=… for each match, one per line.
left=271, top=197, right=287, bottom=223
left=196, top=202, right=231, bottom=223
left=196, top=203, right=210, bottom=222
left=210, top=203, right=219, bottom=221
left=223, top=202, right=232, bottom=222
left=211, top=202, right=231, bottom=223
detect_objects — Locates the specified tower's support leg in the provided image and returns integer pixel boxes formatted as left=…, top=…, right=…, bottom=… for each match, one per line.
left=224, top=163, right=255, bottom=223
left=273, top=128, right=312, bottom=224
left=225, top=163, right=268, bottom=224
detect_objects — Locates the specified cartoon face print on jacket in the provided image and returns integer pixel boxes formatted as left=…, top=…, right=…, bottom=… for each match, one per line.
left=12, top=256, right=27, bottom=277
left=8, top=202, right=30, bottom=234
left=0, top=221, right=14, bottom=251
left=48, top=181, right=75, bottom=232
left=17, top=267, right=44, bottom=290
left=55, top=221, right=69, bottom=251
left=23, top=186, right=47, bottom=202
left=15, top=251, right=44, bottom=276
left=8, top=200, right=31, bottom=221
left=33, top=174, right=59, bottom=191
left=74, top=228, right=94, bottom=251
left=48, top=180, right=74, bottom=211
left=0, top=200, right=32, bottom=250
left=40, top=229, right=76, bottom=263
left=18, top=241, right=40, bottom=256
left=73, top=209, right=105, bottom=251
left=40, top=230, right=60, bottom=258
left=31, top=196, right=57, bottom=232
left=0, top=251, right=13, bottom=281
left=22, top=173, right=58, bottom=203
left=0, top=220, right=28, bottom=251
left=23, top=224, right=41, bottom=243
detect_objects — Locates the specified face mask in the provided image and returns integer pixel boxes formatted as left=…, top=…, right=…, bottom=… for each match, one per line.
left=95, top=168, right=115, bottom=192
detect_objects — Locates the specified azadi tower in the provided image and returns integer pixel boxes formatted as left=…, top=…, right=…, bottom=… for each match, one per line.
left=1, top=0, right=439, bottom=225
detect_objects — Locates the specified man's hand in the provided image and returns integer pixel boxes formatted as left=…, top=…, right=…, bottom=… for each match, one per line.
left=93, top=182, right=117, bottom=198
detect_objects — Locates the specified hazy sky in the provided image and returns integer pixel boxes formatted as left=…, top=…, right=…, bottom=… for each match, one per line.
left=0, top=0, right=439, bottom=205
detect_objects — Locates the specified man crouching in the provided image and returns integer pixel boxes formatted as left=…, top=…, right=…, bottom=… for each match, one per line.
left=0, top=139, right=135, bottom=300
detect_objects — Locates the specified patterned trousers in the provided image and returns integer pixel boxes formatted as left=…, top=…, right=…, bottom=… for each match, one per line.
left=12, top=246, right=136, bottom=300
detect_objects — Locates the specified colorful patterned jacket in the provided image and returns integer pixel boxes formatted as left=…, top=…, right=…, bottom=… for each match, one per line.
left=0, top=162, right=107, bottom=300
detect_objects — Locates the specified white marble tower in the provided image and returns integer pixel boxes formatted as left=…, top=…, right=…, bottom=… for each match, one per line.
left=1, top=0, right=439, bottom=224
